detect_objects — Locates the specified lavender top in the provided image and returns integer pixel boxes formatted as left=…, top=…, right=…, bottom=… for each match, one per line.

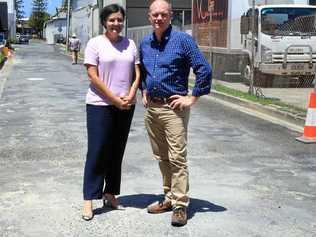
left=84, top=35, right=139, bottom=106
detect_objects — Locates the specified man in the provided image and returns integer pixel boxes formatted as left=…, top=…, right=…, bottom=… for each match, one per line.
left=69, top=33, right=81, bottom=64
left=140, top=0, right=212, bottom=227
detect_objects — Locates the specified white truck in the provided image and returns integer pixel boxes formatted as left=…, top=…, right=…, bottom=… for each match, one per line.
left=193, top=0, right=316, bottom=87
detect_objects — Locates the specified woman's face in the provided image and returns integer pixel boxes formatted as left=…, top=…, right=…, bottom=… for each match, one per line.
left=104, top=12, right=124, bottom=36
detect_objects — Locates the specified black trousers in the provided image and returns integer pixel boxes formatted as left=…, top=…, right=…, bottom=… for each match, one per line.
left=83, top=104, right=135, bottom=200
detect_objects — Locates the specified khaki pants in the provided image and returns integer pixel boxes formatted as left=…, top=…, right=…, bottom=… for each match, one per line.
left=144, top=102, right=190, bottom=207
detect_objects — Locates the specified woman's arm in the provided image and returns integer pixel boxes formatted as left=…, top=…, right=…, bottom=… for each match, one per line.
left=125, top=64, right=141, bottom=104
left=86, top=65, right=130, bottom=110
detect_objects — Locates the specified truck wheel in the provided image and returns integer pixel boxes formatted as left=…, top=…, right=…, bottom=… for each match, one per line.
left=243, top=65, right=251, bottom=85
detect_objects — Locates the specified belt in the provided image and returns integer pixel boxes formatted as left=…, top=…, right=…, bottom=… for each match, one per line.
left=150, top=97, right=172, bottom=104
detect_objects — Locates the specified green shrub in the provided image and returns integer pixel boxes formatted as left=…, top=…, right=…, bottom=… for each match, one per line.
left=0, top=51, right=5, bottom=64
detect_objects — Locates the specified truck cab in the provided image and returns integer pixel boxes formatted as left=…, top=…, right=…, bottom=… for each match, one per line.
left=241, top=4, right=316, bottom=82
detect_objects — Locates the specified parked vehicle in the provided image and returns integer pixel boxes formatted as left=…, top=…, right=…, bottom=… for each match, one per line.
left=192, top=0, right=316, bottom=87
left=16, top=33, right=20, bottom=42
left=0, top=32, right=5, bottom=45
left=18, top=34, right=29, bottom=44
left=55, top=34, right=66, bottom=44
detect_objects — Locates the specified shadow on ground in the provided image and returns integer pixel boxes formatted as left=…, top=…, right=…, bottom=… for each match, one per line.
left=117, top=193, right=227, bottom=220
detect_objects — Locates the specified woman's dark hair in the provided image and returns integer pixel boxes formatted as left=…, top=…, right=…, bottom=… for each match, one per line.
left=100, top=4, right=126, bottom=28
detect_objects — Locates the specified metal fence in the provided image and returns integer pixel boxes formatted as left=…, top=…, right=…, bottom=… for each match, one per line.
left=127, top=25, right=152, bottom=50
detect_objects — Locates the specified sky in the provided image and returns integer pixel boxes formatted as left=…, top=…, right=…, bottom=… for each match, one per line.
left=23, top=0, right=63, bottom=17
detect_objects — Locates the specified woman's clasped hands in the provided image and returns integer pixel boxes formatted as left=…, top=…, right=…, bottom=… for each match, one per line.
left=114, top=94, right=135, bottom=110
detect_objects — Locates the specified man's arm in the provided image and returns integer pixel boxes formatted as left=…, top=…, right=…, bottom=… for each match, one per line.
left=139, top=46, right=149, bottom=108
left=183, top=34, right=212, bottom=97
left=169, top=34, right=212, bottom=110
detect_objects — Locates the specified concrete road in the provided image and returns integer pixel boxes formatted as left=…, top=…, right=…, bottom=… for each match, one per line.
left=0, top=41, right=316, bottom=237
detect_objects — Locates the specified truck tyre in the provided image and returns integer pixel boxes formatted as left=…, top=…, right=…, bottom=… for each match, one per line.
left=243, top=64, right=251, bottom=85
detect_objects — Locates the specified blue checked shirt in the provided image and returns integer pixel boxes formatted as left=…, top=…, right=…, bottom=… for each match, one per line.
left=140, top=25, right=212, bottom=98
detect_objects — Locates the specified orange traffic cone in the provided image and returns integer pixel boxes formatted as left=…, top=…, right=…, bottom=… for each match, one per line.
left=296, top=91, right=316, bottom=143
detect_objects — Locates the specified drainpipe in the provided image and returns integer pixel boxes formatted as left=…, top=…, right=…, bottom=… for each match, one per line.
left=66, top=0, right=71, bottom=52
left=249, top=0, right=255, bottom=95
left=98, top=0, right=104, bottom=34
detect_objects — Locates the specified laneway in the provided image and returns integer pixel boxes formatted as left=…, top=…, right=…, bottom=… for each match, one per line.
left=0, top=41, right=315, bottom=237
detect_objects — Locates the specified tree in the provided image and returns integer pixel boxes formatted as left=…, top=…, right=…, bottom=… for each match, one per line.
left=15, top=0, right=25, bottom=21
left=61, top=0, right=69, bottom=11
left=53, top=0, right=69, bottom=17
left=28, top=0, right=49, bottom=38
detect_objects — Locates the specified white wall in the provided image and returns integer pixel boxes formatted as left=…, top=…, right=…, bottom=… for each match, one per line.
left=103, top=0, right=126, bottom=6
left=72, top=0, right=97, bottom=10
left=45, top=18, right=67, bottom=44
left=71, top=7, right=92, bottom=51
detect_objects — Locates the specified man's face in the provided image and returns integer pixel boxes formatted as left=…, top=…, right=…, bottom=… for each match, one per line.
left=148, top=0, right=172, bottom=34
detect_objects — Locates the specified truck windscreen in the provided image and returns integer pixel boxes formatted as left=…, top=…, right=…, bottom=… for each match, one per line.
left=261, top=8, right=316, bottom=36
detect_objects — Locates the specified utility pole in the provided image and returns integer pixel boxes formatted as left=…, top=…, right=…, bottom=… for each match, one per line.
left=249, top=0, right=255, bottom=95
left=98, top=0, right=104, bottom=34
left=66, top=0, right=71, bottom=52
left=209, top=0, right=214, bottom=65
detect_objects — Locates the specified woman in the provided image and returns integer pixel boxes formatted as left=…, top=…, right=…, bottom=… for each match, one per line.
left=82, top=4, right=140, bottom=221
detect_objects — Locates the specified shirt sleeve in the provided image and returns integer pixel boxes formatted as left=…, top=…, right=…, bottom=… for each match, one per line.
left=84, top=38, right=98, bottom=66
left=182, top=34, right=212, bottom=97
left=130, top=39, right=140, bottom=65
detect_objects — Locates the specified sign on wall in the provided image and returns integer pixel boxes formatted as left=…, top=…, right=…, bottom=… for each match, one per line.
left=192, top=0, right=228, bottom=48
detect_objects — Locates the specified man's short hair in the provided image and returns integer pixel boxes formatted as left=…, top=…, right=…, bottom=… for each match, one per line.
left=148, top=0, right=172, bottom=15
left=149, top=0, right=172, bottom=9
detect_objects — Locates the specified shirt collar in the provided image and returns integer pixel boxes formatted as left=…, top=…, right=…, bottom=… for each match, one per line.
left=151, top=25, right=172, bottom=43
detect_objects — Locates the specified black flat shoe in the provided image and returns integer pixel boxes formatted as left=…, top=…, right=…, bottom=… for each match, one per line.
left=82, top=213, right=94, bottom=221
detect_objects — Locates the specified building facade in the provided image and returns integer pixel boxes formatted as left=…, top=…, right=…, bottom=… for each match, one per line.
left=0, top=0, right=16, bottom=41
left=70, top=0, right=125, bottom=51
left=69, top=0, right=190, bottom=51
left=44, top=12, right=67, bottom=44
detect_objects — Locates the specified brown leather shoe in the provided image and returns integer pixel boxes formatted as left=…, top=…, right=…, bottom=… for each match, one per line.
left=103, top=193, right=118, bottom=209
left=171, top=206, right=187, bottom=226
left=147, top=199, right=172, bottom=214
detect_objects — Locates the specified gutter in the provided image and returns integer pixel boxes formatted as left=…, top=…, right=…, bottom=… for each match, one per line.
left=188, top=77, right=305, bottom=132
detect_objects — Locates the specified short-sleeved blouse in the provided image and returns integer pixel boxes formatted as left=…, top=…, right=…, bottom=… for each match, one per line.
left=84, top=35, right=139, bottom=106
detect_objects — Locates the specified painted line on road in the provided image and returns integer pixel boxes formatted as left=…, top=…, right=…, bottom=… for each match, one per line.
left=206, top=95, right=304, bottom=133
left=26, top=78, right=46, bottom=81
